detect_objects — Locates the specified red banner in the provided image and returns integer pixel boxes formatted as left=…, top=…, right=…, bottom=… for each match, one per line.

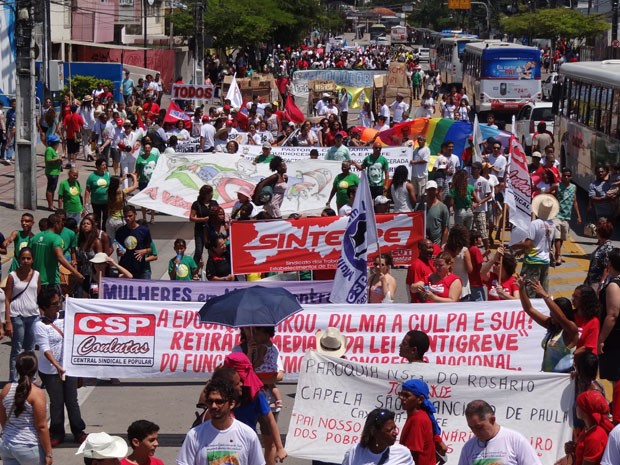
left=230, top=212, right=425, bottom=274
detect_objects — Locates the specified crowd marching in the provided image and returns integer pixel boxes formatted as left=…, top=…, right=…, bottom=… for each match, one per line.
left=0, top=41, right=620, bottom=465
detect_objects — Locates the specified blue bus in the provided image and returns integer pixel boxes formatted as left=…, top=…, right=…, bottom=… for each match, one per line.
left=463, top=41, right=541, bottom=114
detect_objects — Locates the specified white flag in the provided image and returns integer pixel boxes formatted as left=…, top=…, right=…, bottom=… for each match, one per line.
left=330, top=173, right=378, bottom=304
left=226, top=74, right=243, bottom=110
left=472, top=114, right=484, bottom=163
left=505, top=135, right=532, bottom=244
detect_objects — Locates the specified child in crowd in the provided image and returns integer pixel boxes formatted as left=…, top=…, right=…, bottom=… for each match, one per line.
left=121, top=419, right=164, bottom=465
left=168, top=238, right=198, bottom=281
left=241, top=326, right=284, bottom=413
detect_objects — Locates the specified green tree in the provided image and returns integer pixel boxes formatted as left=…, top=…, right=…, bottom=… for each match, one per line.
left=501, top=8, right=609, bottom=41
left=409, top=0, right=461, bottom=31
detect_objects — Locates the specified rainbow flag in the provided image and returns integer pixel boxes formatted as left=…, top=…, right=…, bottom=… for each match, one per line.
left=354, top=118, right=511, bottom=160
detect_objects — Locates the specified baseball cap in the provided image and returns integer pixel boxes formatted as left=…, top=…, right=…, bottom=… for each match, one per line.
left=262, top=142, right=272, bottom=149
left=531, top=151, right=542, bottom=159
left=223, top=105, right=231, bottom=111
left=374, top=195, right=389, bottom=206
left=202, top=115, right=210, bottom=122
left=115, top=117, right=124, bottom=126
left=225, top=120, right=233, bottom=126
left=426, top=180, right=438, bottom=190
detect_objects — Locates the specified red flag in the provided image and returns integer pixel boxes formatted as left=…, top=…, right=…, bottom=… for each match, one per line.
left=284, top=95, right=305, bottom=124
left=164, top=100, right=191, bottom=124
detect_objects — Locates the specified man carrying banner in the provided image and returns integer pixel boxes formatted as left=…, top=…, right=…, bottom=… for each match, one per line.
left=458, top=400, right=542, bottom=465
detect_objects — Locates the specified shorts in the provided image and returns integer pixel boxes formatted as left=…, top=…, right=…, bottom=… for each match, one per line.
left=46, top=174, right=59, bottom=193
left=473, top=212, right=488, bottom=239
left=553, top=218, right=569, bottom=241
left=110, top=148, right=121, bottom=163
left=67, top=138, right=80, bottom=154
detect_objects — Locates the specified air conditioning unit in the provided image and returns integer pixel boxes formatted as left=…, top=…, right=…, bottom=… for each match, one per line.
left=119, top=0, right=134, bottom=6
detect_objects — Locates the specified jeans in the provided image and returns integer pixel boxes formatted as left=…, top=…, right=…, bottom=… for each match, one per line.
left=9, top=315, right=38, bottom=382
left=193, top=230, right=208, bottom=266
left=0, top=442, right=43, bottom=465
left=470, top=286, right=486, bottom=302
left=454, top=208, right=474, bottom=230
left=38, top=372, right=85, bottom=440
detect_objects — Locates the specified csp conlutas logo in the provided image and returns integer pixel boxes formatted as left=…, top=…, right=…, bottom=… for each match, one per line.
left=71, top=313, right=156, bottom=367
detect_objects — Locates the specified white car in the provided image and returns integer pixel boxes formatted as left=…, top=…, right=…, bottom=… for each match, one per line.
left=413, top=47, right=430, bottom=62
left=514, top=102, right=555, bottom=154
left=541, top=72, right=558, bottom=101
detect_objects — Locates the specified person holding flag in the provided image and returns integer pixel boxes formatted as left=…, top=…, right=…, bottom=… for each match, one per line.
left=330, top=171, right=378, bottom=304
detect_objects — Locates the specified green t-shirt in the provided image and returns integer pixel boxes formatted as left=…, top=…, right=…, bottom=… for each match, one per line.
left=86, top=171, right=111, bottom=205
left=254, top=153, right=274, bottom=164
left=59, top=227, right=77, bottom=258
left=58, top=179, right=83, bottom=214
left=168, top=254, right=198, bottom=281
left=45, top=146, right=61, bottom=176
left=333, top=173, right=359, bottom=208
left=362, top=155, right=389, bottom=187
left=136, top=153, right=159, bottom=184
left=31, top=230, right=63, bottom=285
left=448, top=184, right=475, bottom=210
left=9, top=230, right=32, bottom=272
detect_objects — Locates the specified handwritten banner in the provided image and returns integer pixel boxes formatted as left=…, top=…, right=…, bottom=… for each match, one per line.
left=63, top=299, right=549, bottom=380
left=230, top=212, right=424, bottom=274
left=100, top=278, right=333, bottom=304
left=129, top=148, right=412, bottom=218
left=286, top=352, right=572, bottom=465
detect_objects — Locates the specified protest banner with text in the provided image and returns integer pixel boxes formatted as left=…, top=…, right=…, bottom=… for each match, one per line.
left=286, top=352, right=573, bottom=465
left=100, top=278, right=333, bottom=304
left=63, top=299, right=549, bottom=380
left=230, top=212, right=424, bottom=274
left=171, top=84, right=216, bottom=103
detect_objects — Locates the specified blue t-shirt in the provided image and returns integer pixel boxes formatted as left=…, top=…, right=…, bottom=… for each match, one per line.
left=122, top=78, right=134, bottom=96
left=232, top=391, right=270, bottom=431
left=115, top=224, right=152, bottom=278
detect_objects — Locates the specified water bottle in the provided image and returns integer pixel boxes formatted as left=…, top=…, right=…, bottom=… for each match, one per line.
left=176, top=253, right=182, bottom=271
left=114, top=240, right=126, bottom=254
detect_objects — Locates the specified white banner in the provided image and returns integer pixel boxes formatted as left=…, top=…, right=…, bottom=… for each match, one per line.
left=506, top=135, right=532, bottom=238
left=62, top=299, right=549, bottom=380
left=286, top=352, right=573, bottom=465
left=129, top=147, right=412, bottom=218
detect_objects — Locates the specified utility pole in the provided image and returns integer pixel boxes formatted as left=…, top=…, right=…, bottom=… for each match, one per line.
left=144, top=0, right=148, bottom=67
left=14, top=0, right=37, bottom=210
left=194, top=0, right=204, bottom=84
left=613, top=0, right=619, bottom=43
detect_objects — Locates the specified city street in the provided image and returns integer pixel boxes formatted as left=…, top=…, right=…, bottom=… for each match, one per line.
left=0, top=148, right=615, bottom=464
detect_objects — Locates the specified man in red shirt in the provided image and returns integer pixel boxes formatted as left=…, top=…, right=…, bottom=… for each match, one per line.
left=62, top=104, right=84, bottom=168
left=406, top=239, right=436, bottom=303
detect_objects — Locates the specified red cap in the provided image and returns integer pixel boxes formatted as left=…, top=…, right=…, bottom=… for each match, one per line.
left=226, top=120, right=233, bottom=126
left=223, top=105, right=231, bottom=110
left=115, top=117, right=124, bottom=126
left=202, top=115, right=210, bottom=122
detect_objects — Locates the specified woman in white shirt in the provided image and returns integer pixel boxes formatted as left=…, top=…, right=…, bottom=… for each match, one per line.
left=2, top=247, right=40, bottom=383
left=0, top=352, right=53, bottom=465
left=358, top=102, right=375, bottom=128
left=441, top=96, right=456, bottom=119
left=342, top=409, right=413, bottom=465
left=416, top=90, right=434, bottom=118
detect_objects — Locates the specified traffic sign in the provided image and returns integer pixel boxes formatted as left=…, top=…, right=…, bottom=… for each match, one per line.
left=448, top=0, right=471, bottom=9
left=612, top=39, right=620, bottom=48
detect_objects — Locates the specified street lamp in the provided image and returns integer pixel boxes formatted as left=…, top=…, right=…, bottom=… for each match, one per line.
left=471, top=1, right=490, bottom=36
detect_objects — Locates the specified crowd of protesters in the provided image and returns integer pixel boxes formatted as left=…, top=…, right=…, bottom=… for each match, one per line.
left=1, top=37, right=620, bottom=465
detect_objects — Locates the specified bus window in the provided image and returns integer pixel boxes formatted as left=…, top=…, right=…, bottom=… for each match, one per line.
left=611, top=90, right=620, bottom=138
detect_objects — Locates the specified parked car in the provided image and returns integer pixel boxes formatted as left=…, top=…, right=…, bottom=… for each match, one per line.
left=541, top=72, right=558, bottom=101
left=514, top=102, right=555, bottom=154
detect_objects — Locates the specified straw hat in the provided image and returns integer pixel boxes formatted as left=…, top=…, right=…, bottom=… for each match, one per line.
left=531, top=194, right=560, bottom=221
left=316, top=327, right=347, bottom=358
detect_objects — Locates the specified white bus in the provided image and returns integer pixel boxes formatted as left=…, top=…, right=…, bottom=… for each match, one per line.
left=391, top=25, right=408, bottom=44
left=436, top=36, right=480, bottom=88
left=555, top=60, right=620, bottom=190
left=463, top=41, right=541, bottom=114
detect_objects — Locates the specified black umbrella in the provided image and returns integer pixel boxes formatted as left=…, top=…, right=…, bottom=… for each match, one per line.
left=198, top=285, right=303, bottom=327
